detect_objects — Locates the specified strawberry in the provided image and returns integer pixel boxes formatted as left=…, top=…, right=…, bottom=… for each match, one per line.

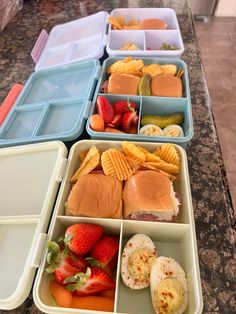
left=132, top=114, right=139, bottom=126
left=97, top=96, right=114, bottom=124
left=107, top=114, right=122, bottom=128
left=113, top=100, right=137, bottom=115
left=46, top=241, right=87, bottom=285
left=64, top=266, right=115, bottom=296
left=90, top=235, right=119, bottom=268
left=121, top=109, right=138, bottom=133
left=64, top=224, right=104, bottom=256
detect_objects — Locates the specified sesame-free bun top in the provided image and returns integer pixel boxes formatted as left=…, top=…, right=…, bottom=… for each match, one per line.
left=151, top=75, right=182, bottom=98
left=123, top=170, right=179, bottom=221
left=66, top=173, right=123, bottom=218
left=108, top=73, right=140, bottom=95
left=139, top=18, right=168, bottom=30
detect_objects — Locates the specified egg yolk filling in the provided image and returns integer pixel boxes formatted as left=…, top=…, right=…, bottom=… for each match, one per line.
left=128, top=248, right=156, bottom=281
left=154, top=277, right=184, bottom=314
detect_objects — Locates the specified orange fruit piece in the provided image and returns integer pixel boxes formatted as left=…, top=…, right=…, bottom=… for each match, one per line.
left=49, top=280, right=72, bottom=308
left=71, top=296, right=114, bottom=311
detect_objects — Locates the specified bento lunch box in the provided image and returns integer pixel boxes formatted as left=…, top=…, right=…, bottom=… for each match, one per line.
left=31, top=8, right=184, bottom=72
left=0, top=140, right=203, bottom=313
left=86, top=57, right=193, bottom=148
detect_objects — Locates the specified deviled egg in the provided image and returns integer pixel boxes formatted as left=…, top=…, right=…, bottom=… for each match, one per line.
left=121, top=234, right=157, bottom=289
left=150, top=256, right=188, bottom=314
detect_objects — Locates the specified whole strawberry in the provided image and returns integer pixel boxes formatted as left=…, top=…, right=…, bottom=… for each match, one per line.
left=46, top=241, right=87, bottom=284
left=64, top=223, right=104, bottom=255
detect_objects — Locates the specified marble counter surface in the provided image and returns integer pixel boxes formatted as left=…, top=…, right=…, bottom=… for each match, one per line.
left=0, top=0, right=235, bottom=313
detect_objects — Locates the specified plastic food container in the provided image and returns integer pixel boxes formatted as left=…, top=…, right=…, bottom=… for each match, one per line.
left=106, top=8, right=184, bottom=58
left=0, top=139, right=203, bottom=313
left=86, top=57, right=193, bottom=148
left=31, top=8, right=184, bottom=72
left=0, top=60, right=101, bottom=148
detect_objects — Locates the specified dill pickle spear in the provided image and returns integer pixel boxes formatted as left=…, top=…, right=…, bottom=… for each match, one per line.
left=138, top=74, right=151, bottom=96
left=141, top=113, right=184, bottom=129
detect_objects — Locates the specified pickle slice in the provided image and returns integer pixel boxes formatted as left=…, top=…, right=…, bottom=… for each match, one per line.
left=138, top=74, right=151, bottom=96
left=141, top=113, right=184, bottom=129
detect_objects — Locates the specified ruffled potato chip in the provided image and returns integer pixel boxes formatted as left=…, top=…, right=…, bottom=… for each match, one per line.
left=101, top=149, right=117, bottom=178
left=107, top=58, right=144, bottom=75
left=154, top=144, right=180, bottom=167
left=142, top=64, right=163, bottom=77
left=108, top=149, right=134, bottom=180
left=142, top=161, right=179, bottom=175
left=71, top=146, right=100, bottom=182
left=122, top=141, right=146, bottom=164
left=160, top=64, right=177, bottom=76
left=117, top=15, right=126, bottom=28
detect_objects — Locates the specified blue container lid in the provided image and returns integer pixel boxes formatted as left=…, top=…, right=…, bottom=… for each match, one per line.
left=0, top=60, right=101, bottom=147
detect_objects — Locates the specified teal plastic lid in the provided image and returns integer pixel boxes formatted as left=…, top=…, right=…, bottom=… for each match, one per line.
left=0, top=60, right=101, bottom=147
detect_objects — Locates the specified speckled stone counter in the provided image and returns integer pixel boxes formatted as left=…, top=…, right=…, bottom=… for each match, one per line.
left=0, top=0, right=235, bottom=313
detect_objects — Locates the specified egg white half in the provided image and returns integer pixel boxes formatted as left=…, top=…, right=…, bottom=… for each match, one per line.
left=150, top=256, right=188, bottom=314
left=121, top=234, right=157, bottom=289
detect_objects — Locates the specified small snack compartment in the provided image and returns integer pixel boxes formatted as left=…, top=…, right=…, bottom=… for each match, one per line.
left=144, top=30, right=184, bottom=54
left=117, top=220, right=202, bottom=314
left=34, top=216, right=123, bottom=313
left=108, top=30, right=145, bottom=54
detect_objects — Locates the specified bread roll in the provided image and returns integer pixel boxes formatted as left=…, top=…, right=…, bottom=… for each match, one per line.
left=151, top=75, right=182, bottom=97
left=108, top=73, right=140, bottom=95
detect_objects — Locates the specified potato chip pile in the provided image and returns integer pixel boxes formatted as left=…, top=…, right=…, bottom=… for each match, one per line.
left=71, top=142, right=180, bottom=183
left=108, top=16, right=140, bottom=30
left=107, top=57, right=178, bottom=78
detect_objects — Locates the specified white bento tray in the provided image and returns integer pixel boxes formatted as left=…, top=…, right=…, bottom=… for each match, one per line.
left=0, top=140, right=203, bottom=313
left=31, top=8, right=184, bottom=71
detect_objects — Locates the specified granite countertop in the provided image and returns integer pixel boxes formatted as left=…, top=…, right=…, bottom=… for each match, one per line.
left=0, top=0, right=235, bottom=313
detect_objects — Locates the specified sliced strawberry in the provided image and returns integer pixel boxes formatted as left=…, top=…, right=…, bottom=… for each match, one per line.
left=113, top=100, right=137, bottom=115
left=65, top=224, right=104, bottom=256
left=90, top=235, right=119, bottom=268
left=97, top=96, right=114, bottom=124
left=46, top=241, right=87, bottom=285
left=121, top=109, right=138, bottom=133
left=132, top=114, right=139, bottom=126
left=64, top=266, right=115, bottom=296
left=107, top=114, right=122, bottom=128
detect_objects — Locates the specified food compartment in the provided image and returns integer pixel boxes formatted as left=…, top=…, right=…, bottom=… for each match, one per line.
left=117, top=220, right=202, bottom=314
left=87, top=94, right=141, bottom=137
left=54, top=140, right=192, bottom=224
left=98, top=57, right=189, bottom=99
left=108, top=30, right=145, bottom=53
left=34, top=216, right=122, bottom=313
left=35, top=98, right=85, bottom=137
left=0, top=107, right=43, bottom=141
left=110, top=8, right=179, bottom=30
left=138, top=97, right=192, bottom=141
left=0, top=220, right=39, bottom=300
left=144, top=30, right=184, bottom=53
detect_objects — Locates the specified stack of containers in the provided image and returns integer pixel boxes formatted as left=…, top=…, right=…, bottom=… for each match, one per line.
left=0, top=8, right=202, bottom=314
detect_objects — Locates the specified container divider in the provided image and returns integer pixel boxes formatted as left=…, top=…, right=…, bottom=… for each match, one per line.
left=31, top=102, right=50, bottom=137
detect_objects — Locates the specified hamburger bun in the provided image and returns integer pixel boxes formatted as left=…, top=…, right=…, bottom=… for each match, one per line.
left=66, top=173, right=123, bottom=218
left=139, top=18, right=168, bottom=30
left=108, top=73, right=140, bottom=95
left=123, top=170, right=179, bottom=222
left=151, top=75, right=182, bottom=97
